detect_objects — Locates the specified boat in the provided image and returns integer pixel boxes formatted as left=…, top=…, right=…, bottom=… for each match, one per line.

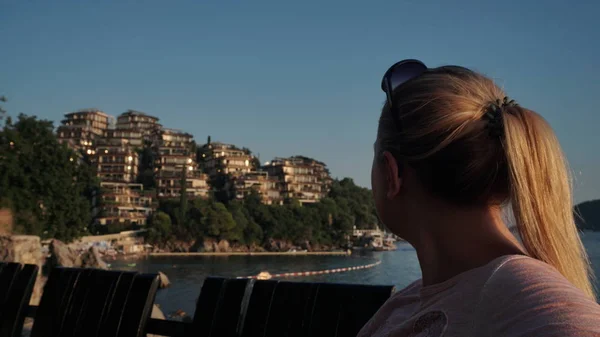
left=374, top=246, right=396, bottom=251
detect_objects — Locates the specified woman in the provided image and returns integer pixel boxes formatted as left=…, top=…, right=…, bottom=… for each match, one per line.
left=359, top=60, right=600, bottom=336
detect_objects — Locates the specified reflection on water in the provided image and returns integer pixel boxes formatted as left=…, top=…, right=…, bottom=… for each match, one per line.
left=111, top=232, right=600, bottom=316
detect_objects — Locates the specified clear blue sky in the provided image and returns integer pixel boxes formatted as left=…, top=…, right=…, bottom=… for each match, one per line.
left=2, top=0, right=599, bottom=203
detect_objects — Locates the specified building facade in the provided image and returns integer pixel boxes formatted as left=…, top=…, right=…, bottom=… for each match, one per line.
left=57, top=109, right=113, bottom=154
left=203, top=142, right=255, bottom=177
left=95, top=137, right=140, bottom=183
left=95, top=182, right=156, bottom=226
left=116, top=110, right=161, bottom=143
left=262, top=156, right=331, bottom=204
left=156, top=129, right=209, bottom=198
left=93, top=116, right=146, bottom=226
left=233, top=171, right=282, bottom=205
left=103, top=128, right=144, bottom=147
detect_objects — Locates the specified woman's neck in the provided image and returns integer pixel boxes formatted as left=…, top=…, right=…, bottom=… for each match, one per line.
left=407, top=203, right=525, bottom=287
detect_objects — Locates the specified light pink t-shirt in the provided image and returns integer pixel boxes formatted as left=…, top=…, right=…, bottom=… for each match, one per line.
left=358, top=255, right=600, bottom=337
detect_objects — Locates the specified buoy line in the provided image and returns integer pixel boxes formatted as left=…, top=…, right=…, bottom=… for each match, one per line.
left=237, top=260, right=382, bottom=280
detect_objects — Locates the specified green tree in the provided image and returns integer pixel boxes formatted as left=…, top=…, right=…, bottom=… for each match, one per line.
left=329, top=178, right=378, bottom=229
left=203, top=201, right=238, bottom=241
left=146, top=211, right=173, bottom=244
left=136, top=145, right=156, bottom=189
left=0, top=96, right=6, bottom=121
left=209, top=170, right=235, bottom=204
left=227, top=200, right=262, bottom=244
left=0, top=114, right=99, bottom=241
left=196, top=137, right=211, bottom=172
left=178, top=165, right=188, bottom=226
left=250, top=156, right=261, bottom=170
left=152, top=174, right=377, bottom=250
left=243, top=190, right=277, bottom=240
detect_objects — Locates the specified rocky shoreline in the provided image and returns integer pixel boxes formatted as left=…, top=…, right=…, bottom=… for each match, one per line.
left=153, top=237, right=339, bottom=254
left=150, top=250, right=351, bottom=256
left=0, top=234, right=169, bottom=337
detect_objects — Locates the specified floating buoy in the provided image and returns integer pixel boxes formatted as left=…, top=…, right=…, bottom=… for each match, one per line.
left=237, top=261, right=381, bottom=279
left=256, top=271, right=272, bottom=280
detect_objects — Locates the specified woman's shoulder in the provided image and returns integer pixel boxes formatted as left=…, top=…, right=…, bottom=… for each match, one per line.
left=476, top=255, right=600, bottom=336
left=356, top=280, right=423, bottom=337
left=482, top=255, right=593, bottom=298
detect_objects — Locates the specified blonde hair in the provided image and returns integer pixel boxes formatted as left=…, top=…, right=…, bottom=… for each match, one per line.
left=378, top=66, right=596, bottom=299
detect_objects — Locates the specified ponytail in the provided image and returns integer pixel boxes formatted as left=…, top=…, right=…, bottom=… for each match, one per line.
left=503, top=107, right=596, bottom=299
left=376, top=65, right=596, bottom=298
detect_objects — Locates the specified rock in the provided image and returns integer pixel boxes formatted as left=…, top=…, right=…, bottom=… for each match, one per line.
left=0, top=235, right=44, bottom=306
left=47, top=239, right=81, bottom=268
left=148, top=305, right=167, bottom=337
left=266, top=238, right=282, bottom=252
left=21, top=318, right=34, bottom=337
left=0, top=208, right=13, bottom=235
left=158, top=271, right=170, bottom=288
left=248, top=243, right=265, bottom=252
left=167, top=240, right=193, bottom=253
left=300, top=240, right=312, bottom=251
left=80, top=246, right=108, bottom=270
left=0, top=235, right=42, bottom=265
left=173, top=309, right=186, bottom=317
left=216, top=240, right=230, bottom=252
left=312, top=243, right=332, bottom=252
left=201, top=239, right=216, bottom=252
left=167, top=309, right=192, bottom=322
left=30, top=275, right=47, bottom=306
left=230, top=243, right=250, bottom=252
left=266, top=238, right=293, bottom=252
left=151, top=304, right=166, bottom=320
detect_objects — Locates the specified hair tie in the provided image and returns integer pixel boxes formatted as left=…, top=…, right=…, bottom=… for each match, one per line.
left=483, top=96, right=518, bottom=137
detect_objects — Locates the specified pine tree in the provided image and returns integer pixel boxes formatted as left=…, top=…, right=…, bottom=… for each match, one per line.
left=178, top=165, right=188, bottom=225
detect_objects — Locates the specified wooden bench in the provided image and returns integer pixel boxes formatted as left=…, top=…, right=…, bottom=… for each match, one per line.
left=29, top=267, right=160, bottom=337
left=16, top=269, right=393, bottom=337
left=174, top=277, right=396, bottom=337
left=0, top=262, right=39, bottom=337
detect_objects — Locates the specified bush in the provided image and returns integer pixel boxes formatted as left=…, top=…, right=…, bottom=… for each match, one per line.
left=150, top=178, right=379, bottom=249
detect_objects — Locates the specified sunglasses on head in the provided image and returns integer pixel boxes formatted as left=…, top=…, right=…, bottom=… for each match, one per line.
left=381, top=59, right=428, bottom=108
left=380, top=59, right=428, bottom=131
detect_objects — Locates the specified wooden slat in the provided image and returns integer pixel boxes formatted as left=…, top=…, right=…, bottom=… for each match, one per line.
left=30, top=268, right=81, bottom=337
left=74, top=270, right=123, bottom=337
left=240, top=280, right=278, bottom=337
left=98, top=272, right=137, bottom=337
left=308, top=284, right=395, bottom=337
left=0, top=264, right=38, bottom=337
left=209, top=278, right=251, bottom=337
left=335, top=285, right=395, bottom=337
left=146, top=318, right=192, bottom=337
left=61, top=269, right=93, bottom=337
left=116, top=273, right=160, bottom=337
left=191, top=277, right=227, bottom=337
left=30, top=268, right=159, bottom=337
left=264, top=281, right=318, bottom=337
left=0, top=263, right=21, bottom=319
left=308, top=284, right=341, bottom=337
left=22, top=276, right=395, bottom=337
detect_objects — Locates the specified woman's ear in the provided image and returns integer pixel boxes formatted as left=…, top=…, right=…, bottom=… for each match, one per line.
left=382, top=151, right=402, bottom=198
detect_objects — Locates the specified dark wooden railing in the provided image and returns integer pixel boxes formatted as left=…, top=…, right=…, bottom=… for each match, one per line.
left=25, top=306, right=190, bottom=337
left=2, top=262, right=395, bottom=337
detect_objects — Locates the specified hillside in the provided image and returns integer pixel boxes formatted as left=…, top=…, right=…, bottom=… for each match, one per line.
left=575, top=200, right=600, bottom=231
